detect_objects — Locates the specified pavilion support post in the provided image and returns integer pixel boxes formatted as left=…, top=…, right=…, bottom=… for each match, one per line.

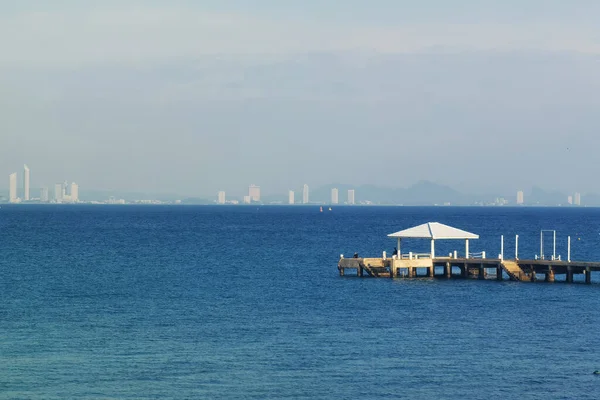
left=397, top=238, right=401, bottom=259
left=515, top=235, right=519, bottom=259
left=586, top=267, right=591, bottom=284
left=465, top=240, right=469, bottom=259
left=431, top=239, right=435, bottom=259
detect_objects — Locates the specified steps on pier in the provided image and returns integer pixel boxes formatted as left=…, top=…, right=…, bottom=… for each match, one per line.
left=360, top=259, right=390, bottom=278
left=501, top=261, right=528, bottom=281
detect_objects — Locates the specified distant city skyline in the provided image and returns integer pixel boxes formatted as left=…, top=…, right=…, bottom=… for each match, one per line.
left=0, top=163, right=594, bottom=207
left=5, top=164, right=80, bottom=203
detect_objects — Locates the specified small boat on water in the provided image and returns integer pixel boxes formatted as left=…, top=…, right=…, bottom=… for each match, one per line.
left=319, top=206, right=323, bottom=212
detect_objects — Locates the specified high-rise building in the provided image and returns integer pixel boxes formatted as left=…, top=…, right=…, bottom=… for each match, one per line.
left=331, top=188, right=339, bottom=204
left=40, top=187, right=49, bottom=202
left=302, top=184, right=309, bottom=204
left=248, top=184, right=260, bottom=202
left=347, top=189, right=355, bottom=205
left=574, top=192, right=581, bottom=206
left=70, top=182, right=79, bottom=202
left=243, top=195, right=251, bottom=204
left=217, top=191, right=226, bottom=204
left=54, top=183, right=64, bottom=202
left=23, top=164, right=30, bottom=201
left=9, top=173, right=17, bottom=203
left=567, top=195, right=573, bottom=205
left=516, top=190, right=524, bottom=205
left=288, top=190, right=295, bottom=205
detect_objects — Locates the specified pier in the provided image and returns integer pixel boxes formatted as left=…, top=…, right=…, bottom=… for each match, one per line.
left=337, top=222, right=600, bottom=283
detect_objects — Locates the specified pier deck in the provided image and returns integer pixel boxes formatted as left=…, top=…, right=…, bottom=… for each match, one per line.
left=338, top=257, right=600, bottom=284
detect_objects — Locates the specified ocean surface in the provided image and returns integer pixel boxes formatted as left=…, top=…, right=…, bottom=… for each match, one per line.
left=1, top=205, right=600, bottom=399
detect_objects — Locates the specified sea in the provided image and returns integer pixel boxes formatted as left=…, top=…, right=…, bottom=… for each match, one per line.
left=1, top=205, right=600, bottom=399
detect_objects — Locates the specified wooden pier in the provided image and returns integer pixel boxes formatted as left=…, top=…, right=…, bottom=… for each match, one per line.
left=338, top=257, right=600, bottom=283
left=338, top=222, right=600, bottom=284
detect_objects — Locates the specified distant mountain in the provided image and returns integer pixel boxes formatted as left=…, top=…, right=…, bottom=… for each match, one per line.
left=305, top=180, right=469, bottom=205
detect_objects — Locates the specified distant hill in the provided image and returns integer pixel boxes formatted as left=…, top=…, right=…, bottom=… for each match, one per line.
left=303, top=180, right=468, bottom=205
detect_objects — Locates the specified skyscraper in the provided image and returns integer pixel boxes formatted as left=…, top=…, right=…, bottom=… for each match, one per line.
left=331, top=188, right=339, bottom=204
left=567, top=195, right=573, bottom=205
left=302, top=184, right=309, bottom=204
left=516, top=190, right=524, bottom=205
left=249, top=184, right=260, bottom=202
left=40, top=187, right=49, bottom=202
left=9, top=173, right=17, bottom=203
left=347, top=189, right=355, bottom=205
left=54, top=183, right=64, bottom=202
left=70, top=182, right=79, bottom=202
left=288, top=190, right=295, bottom=205
left=574, top=192, right=581, bottom=206
left=23, top=164, right=30, bottom=201
left=217, top=191, right=226, bottom=204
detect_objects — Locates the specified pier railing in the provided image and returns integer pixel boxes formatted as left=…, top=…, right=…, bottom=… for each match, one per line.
left=399, top=253, right=432, bottom=260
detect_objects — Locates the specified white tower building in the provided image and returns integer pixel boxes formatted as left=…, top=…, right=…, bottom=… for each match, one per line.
left=54, top=183, right=64, bottom=202
left=23, top=165, right=30, bottom=201
left=9, top=173, right=17, bottom=203
left=217, top=191, right=226, bottom=204
left=347, top=189, right=355, bottom=205
left=288, top=190, right=295, bottom=205
left=331, top=188, right=339, bottom=204
left=40, top=187, right=49, bottom=202
left=70, top=182, right=79, bottom=202
left=516, top=190, right=524, bottom=205
left=248, top=185, right=260, bottom=202
left=302, top=184, right=309, bottom=204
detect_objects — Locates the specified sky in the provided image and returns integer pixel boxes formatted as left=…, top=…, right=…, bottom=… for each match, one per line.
left=1, top=1, right=599, bottom=197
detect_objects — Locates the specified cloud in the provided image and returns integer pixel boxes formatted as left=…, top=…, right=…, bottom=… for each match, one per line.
left=0, top=4, right=599, bottom=68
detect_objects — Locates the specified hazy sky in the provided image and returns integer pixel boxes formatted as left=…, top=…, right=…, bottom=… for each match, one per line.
left=1, top=1, right=599, bottom=197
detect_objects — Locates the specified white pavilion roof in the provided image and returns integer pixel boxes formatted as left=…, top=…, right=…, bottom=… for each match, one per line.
left=387, top=222, right=479, bottom=240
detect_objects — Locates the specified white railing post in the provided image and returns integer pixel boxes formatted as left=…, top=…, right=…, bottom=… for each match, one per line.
left=482, top=251, right=486, bottom=259
left=553, top=231, right=556, bottom=260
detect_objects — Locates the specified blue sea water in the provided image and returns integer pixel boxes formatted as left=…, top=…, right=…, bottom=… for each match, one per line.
left=1, top=205, right=600, bottom=399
